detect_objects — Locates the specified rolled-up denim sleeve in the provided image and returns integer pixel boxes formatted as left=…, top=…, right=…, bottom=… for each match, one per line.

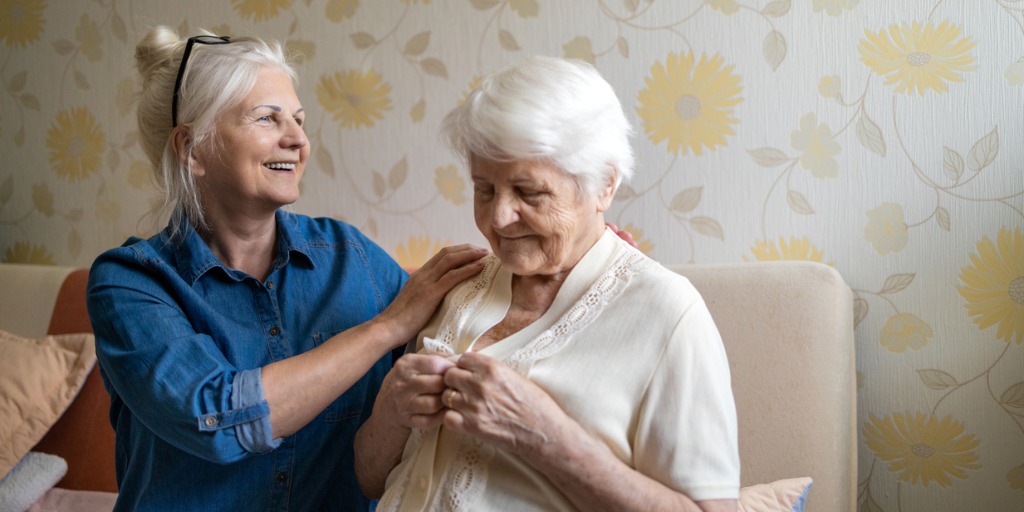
left=210, top=368, right=281, bottom=453
left=88, top=249, right=278, bottom=464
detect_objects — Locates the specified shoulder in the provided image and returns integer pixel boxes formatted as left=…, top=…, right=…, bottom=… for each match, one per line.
left=615, top=254, right=706, bottom=321
left=285, top=212, right=407, bottom=290
left=89, top=232, right=172, bottom=281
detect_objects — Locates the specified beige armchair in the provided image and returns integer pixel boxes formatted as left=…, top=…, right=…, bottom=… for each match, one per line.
left=669, top=261, right=857, bottom=511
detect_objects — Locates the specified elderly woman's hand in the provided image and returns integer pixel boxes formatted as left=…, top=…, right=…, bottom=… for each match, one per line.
left=374, top=353, right=456, bottom=431
left=375, top=244, right=486, bottom=345
left=440, top=352, right=570, bottom=456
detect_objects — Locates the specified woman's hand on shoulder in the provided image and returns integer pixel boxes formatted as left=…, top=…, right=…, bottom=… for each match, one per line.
left=376, top=244, right=487, bottom=345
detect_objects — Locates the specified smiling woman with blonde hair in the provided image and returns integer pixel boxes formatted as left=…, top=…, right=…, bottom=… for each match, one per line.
left=87, top=26, right=485, bottom=511
left=355, top=55, right=740, bottom=512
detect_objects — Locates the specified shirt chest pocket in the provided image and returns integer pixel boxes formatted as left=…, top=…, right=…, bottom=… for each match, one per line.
left=312, top=330, right=370, bottom=423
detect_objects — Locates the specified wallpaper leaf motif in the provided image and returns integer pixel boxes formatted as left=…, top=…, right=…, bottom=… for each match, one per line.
left=688, top=216, right=723, bottom=240
left=499, top=30, right=520, bottom=51
left=880, top=273, right=915, bottom=295
left=917, top=369, right=959, bottom=391
left=747, top=147, right=790, bottom=167
left=404, top=31, right=430, bottom=56
left=668, top=186, right=701, bottom=213
left=856, top=113, right=886, bottom=157
left=762, top=30, right=786, bottom=71
left=786, top=191, right=814, bottom=215
left=351, top=32, right=375, bottom=49
left=941, top=146, right=963, bottom=181
left=761, top=0, right=791, bottom=17
left=420, top=58, right=448, bottom=78
left=966, top=126, right=998, bottom=172
left=1000, top=382, right=1024, bottom=409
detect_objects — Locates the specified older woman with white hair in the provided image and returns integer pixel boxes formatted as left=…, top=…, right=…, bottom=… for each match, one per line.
left=354, top=55, right=740, bottom=511
left=86, top=26, right=486, bottom=511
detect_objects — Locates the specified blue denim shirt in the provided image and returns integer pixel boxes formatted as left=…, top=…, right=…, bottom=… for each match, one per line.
left=87, top=211, right=407, bottom=511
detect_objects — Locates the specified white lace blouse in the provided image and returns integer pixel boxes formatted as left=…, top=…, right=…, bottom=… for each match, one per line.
left=377, top=230, right=740, bottom=511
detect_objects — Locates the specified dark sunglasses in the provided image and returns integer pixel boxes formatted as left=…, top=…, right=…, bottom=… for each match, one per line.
left=171, top=35, right=232, bottom=127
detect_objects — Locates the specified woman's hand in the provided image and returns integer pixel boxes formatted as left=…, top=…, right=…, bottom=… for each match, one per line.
left=440, top=352, right=734, bottom=512
left=354, top=352, right=455, bottom=497
left=440, top=352, right=570, bottom=457
left=375, top=353, right=455, bottom=431
left=375, top=244, right=487, bottom=345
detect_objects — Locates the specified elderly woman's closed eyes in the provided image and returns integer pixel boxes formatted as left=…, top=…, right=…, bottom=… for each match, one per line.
left=354, top=55, right=740, bottom=512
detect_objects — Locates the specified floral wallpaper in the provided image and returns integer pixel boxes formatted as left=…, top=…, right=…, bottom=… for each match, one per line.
left=1, top=0, right=1022, bottom=510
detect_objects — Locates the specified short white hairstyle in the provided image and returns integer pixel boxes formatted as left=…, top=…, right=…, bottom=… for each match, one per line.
left=134, top=26, right=296, bottom=240
left=441, top=56, right=634, bottom=197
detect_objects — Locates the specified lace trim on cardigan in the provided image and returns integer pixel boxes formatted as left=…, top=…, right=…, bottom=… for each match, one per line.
left=382, top=246, right=649, bottom=511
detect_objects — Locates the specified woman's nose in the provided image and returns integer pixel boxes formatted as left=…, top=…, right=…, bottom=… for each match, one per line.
left=283, top=120, right=308, bottom=149
left=490, top=192, right=519, bottom=228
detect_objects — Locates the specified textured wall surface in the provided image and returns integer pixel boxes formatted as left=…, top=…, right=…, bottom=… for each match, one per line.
left=1, top=1, right=1022, bottom=510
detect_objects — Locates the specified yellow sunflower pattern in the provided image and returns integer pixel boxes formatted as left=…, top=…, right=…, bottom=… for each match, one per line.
left=636, top=52, right=742, bottom=156
left=864, top=412, right=981, bottom=488
left=3, top=242, right=56, bottom=264
left=743, top=236, right=829, bottom=264
left=958, top=227, right=1024, bottom=345
left=0, top=0, right=46, bottom=47
left=45, top=107, right=105, bottom=182
left=316, top=69, right=393, bottom=129
left=622, top=224, right=654, bottom=254
left=231, top=0, right=293, bottom=21
left=859, top=20, right=977, bottom=95
left=394, top=235, right=449, bottom=270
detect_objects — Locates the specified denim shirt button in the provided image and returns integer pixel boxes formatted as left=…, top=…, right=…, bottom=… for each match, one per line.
left=269, top=326, right=280, bottom=336
left=275, top=471, right=288, bottom=483
left=204, top=416, right=217, bottom=427
left=266, top=281, right=275, bottom=290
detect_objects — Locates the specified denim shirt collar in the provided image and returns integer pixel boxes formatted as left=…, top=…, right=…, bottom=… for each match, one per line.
left=172, top=210, right=314, bottom=285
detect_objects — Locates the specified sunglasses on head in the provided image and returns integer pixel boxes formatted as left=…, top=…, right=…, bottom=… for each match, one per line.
left=171, top=35, right=231, bottom=128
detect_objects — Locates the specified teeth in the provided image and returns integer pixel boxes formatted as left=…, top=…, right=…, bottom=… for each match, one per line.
left=265, top=162, right=295, bottom=170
